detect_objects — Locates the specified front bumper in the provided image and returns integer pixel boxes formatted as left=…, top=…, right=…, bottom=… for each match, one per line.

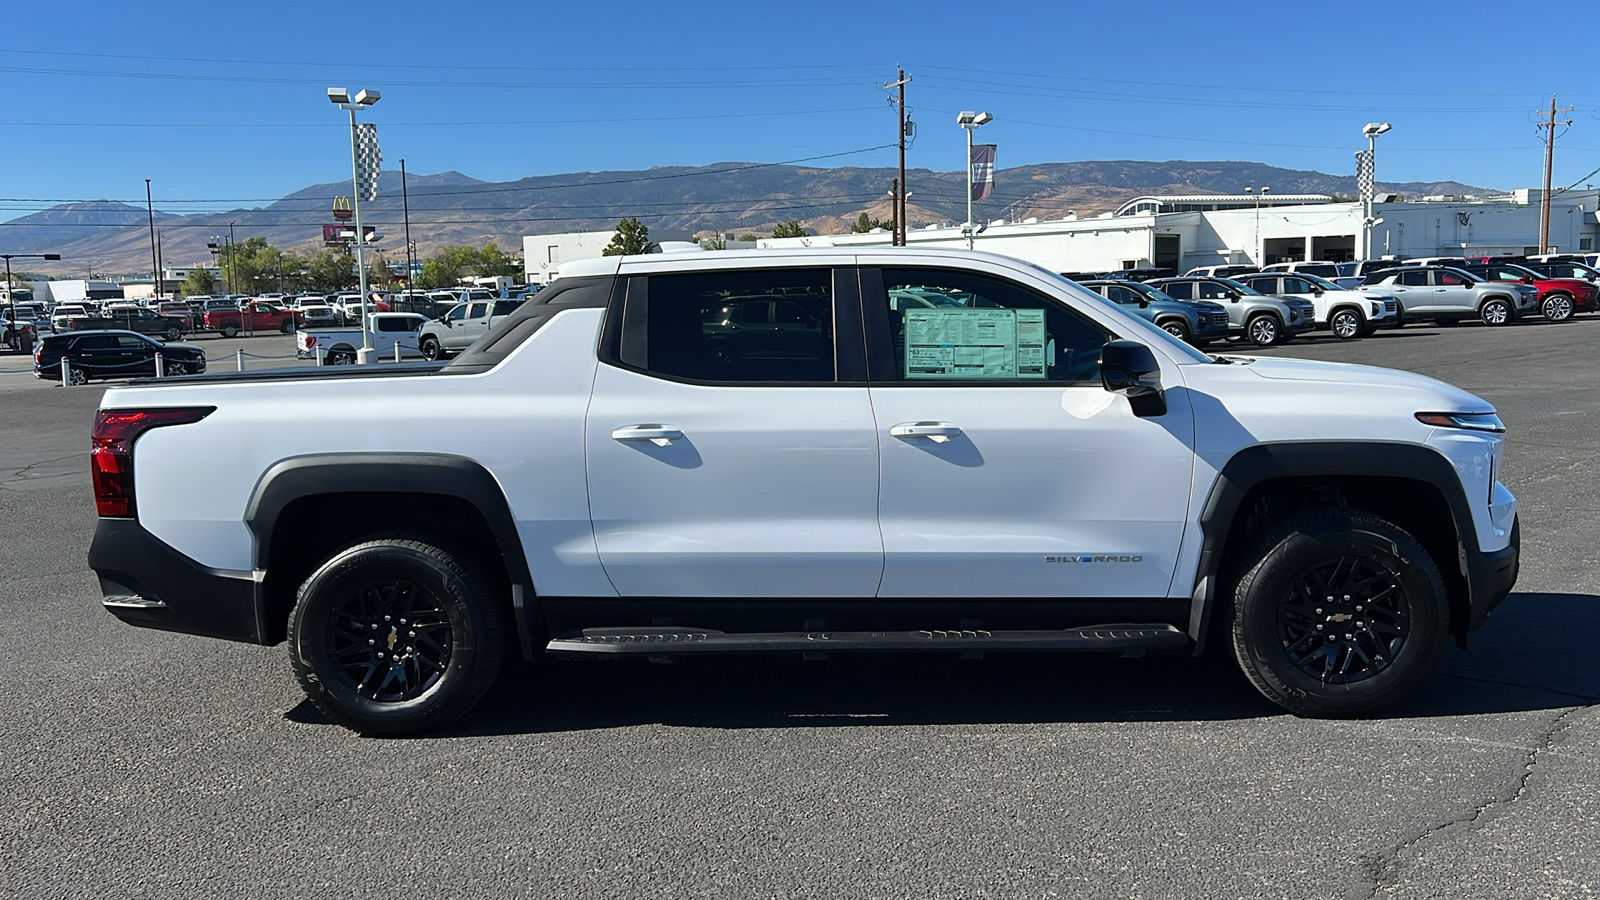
left=1464, top=516, right=1519, bottom=632
left=88, top=518, right=270, bottom=645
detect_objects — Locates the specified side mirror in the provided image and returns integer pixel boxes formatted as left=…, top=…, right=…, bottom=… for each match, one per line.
left=1311, top=288, right=1324, bottom=295
left=1138, top=298, right=1149, bottom=308
left=1226, top=291, right=1241, bottom=301
left=1100, top=341, right=1166, bottom=418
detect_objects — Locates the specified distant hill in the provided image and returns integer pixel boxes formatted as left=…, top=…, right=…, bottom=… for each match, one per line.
left=3, top=162, right=1494, bottom=276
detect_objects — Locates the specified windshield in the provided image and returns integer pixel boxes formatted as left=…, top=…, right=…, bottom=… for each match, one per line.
left=1026, top=264, right=1212, bottom=363
left=1217, top=277, right=1262, bottom=295
left=1301, top=274, right=1344, bottom=291
left=1131, top=284, right=1179, bottom=303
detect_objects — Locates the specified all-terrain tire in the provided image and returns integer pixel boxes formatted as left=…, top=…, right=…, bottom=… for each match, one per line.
left=1228, top=507, right=1449, bottom=717
left=288, top=536, right=507, bottom=736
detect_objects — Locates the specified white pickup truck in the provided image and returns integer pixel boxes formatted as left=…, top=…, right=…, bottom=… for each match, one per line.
left=416, top=298, right=524, bottom=360
left=295, top=312, right=431, bottom=364
left=87, top=248, right=1519, bottom=735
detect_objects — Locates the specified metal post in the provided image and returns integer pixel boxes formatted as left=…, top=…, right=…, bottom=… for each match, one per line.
left=154, top=350, right=164, bottom=378
left=4, top=256, right=12, bottom=353
left=394, top=339, right=401, bottom=362
left=315, top=344, right=324, bottom=366
left=1365, top=135, right=1375, bottom=261
left=401, top=158, right=415, bottom=294
left=60, top=357, right=69, bottom=388
left=236, top=348, right=245, bottom=372
left=965, top=123, right=975, bottom=252
left=146, top=180, right=162, bottom=301
left=349, top=107, right=374, bottom=364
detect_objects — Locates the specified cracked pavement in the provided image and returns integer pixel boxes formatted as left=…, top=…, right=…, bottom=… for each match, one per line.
left=0, top=326, right=1596, bottom=900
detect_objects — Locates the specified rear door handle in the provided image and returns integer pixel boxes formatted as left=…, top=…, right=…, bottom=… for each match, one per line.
left=890, top=422, right=963, bottom=443
left=612, top=424, right=683, bottom=446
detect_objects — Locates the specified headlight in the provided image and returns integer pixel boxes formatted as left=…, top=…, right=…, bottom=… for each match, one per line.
left=1415, top=411, right=1505, bottom=433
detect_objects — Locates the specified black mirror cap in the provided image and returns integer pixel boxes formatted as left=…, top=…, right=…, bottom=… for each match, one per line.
left=1099, top=340, right=1167, bottom=417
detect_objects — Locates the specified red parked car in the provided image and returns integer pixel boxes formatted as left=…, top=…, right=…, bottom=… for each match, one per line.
left=203, top=300, right=302, bottom=338
left=1460, top=259, right=1598, bottom=322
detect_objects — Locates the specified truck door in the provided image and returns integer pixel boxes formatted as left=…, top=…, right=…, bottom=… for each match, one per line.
left=585, top=263, right=883, bottom=598
left=862, top=265, right=1195, bottom=599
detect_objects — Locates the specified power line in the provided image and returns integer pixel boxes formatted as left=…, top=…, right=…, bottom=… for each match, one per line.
left=0, top=106, right=884, bottom=130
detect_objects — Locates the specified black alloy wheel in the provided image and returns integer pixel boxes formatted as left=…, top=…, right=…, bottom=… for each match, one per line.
left=288, top=536, right=506, bottom=735
left=164, top=326, right=181, bottom=341
left=1541, top=293, right=1574, bottom=322
left=420, top=337, right=443, bottom=362
left=328, top=349, right=356, bottom=365
left=1229, top=508, right=1448, bottom=717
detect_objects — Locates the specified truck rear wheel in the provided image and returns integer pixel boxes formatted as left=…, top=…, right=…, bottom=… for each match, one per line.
left=1228, top=508, right=1448, bottom=717
left=287, top=536, right=507, bottom=736
left=280, top=320, right=297, bottom=334
left=163, top=326, right=181, bottom=341
left=221, top=325, right=239, bottom=339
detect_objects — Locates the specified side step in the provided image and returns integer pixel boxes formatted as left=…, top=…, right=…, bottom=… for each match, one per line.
left=546, top=624, right=1190, bottom=655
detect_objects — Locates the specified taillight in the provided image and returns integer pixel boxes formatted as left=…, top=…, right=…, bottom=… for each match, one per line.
left=91, top=407, right=215, bottom=518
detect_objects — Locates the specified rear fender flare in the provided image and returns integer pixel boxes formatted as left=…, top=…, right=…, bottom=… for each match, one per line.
left=244, top=453, right=538, bottom=657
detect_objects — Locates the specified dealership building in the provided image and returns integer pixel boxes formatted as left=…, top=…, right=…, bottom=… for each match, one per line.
left=757, top=188, right=1600, bottom=272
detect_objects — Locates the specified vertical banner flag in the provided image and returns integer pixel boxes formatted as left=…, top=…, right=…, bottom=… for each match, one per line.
left=970, top=144, right=996, bottom=202
left=355, top=123, right=382, bottom=202
left=1355, top=149, right=1374, bottom=206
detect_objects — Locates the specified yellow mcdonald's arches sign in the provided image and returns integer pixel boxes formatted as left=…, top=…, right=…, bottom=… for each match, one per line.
left=332, top=196, right=353, bottom=221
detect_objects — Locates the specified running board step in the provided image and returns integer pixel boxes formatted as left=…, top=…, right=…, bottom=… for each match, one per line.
left=546, top=624, right=1189, bottom=655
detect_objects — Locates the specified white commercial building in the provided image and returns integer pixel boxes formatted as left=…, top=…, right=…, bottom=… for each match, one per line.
left=758, top=188, right=1600, bottom=273
left=522, top=228, right=693, bottom=284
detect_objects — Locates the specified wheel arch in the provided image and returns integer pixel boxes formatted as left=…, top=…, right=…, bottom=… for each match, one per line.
left=244, top=454, right=539, bottom=658
left=1328, top=303, right=1364, bottom=320
left=1192, top=442, right=1477, bottom=649
left=1478, top=293, right=1515, bottom=309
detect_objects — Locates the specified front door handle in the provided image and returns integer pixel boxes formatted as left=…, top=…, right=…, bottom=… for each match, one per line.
left=890, top=422, right=963, bottom=443
left=612, top=424, right=683, bottom=446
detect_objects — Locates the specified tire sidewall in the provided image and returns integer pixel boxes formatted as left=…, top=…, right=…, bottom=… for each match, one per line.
left=1543, top=294, right=1573, bottom=321
left=1331, top=309, right=1361, bottom=339
left=1234, top=517, right=1448, bottom=715
left=289, top=542, right=494, bottom=735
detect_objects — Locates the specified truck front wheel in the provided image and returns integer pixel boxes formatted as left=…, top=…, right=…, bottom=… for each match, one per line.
left=287, top=536, right=507, bottom=736
left=420, top=337, right=444, bottom=361
left=1228, top=508, right=1448, bottom=717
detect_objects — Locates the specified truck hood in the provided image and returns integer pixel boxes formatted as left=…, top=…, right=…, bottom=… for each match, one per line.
left=1233, top=355, right=1492, bottom=410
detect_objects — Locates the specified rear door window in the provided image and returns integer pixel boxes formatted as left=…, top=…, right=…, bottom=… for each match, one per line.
left=637, top=268, right=836, bottom=383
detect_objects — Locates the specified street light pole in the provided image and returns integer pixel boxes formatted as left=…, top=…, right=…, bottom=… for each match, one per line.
left=957, top=111, right=993, bottom=251
left=145, top=180, right=161, bottom=300
left=1361, top=123, right=1392, bottom=262
left=329, top=87, right=381, bottom=364
left=401, top=157, right=414, bottom=296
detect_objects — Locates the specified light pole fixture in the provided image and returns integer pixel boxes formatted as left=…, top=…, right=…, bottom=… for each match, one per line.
left=2, top=252, right=61, bottom=353
left=328, top=86, right=381, bottom=363
left=958, top=110, right=993, bottom=250
left=1360, top=123, right=1392, bottom=262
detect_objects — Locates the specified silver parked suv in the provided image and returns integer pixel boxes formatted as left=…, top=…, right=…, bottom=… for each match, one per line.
left=1148, top=276, right=1315, bottom=346
left=1361, top=266, right=1537, bottom=326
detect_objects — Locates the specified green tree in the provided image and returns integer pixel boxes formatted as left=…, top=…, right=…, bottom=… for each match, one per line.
left=602, top=217, right=658, bottom=256
left=181, top=268, right=216, bottom=298
left=736, top=234, right=757, bottom=242
left=305, top=248, right=358, bottom=292
left=472, top=241, right=522, bottom=278
left=771, top=220, right=808, bottom=238
left=848, top=212, right=893, bottom=234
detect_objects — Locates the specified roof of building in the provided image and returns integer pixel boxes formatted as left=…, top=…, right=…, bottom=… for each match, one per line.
left=1115, top=194, right=1334, bottom=216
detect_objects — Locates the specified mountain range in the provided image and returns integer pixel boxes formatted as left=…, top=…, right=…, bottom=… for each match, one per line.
left=0, top=161, right=1492, bottom=277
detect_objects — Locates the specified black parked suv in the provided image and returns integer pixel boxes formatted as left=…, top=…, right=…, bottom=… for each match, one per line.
left=34, top=330, right=207, bottom=385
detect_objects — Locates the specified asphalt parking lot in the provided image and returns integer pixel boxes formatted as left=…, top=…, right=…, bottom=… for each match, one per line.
left=1, top=320, right=1596, bottom=900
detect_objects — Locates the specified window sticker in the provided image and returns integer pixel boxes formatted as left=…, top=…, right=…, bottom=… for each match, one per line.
left=903, top=308, right=1047, bottom=379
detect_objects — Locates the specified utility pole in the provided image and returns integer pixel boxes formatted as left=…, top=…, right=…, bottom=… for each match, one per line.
left=145, top=180, right=162, bottom=300
left=400, top=158, right=415, bottom=293
left=886, top=68, right=912, bottom=246
left=1536, top=95, right=1574, bottom=254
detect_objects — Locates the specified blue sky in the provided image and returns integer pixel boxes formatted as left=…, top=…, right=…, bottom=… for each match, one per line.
left=2, top=0, right=1597, bottom=217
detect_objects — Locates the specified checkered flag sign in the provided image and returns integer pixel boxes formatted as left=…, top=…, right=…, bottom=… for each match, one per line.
left=1355, top=149, right=1374, bottom=205
left=355, top=123, right=382, bottom=202
left=970, top=144, right=996, bottom=202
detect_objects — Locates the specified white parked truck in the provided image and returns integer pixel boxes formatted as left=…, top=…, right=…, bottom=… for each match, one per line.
left=87, top=248, right=1519, bottom=735
left=295, top=312, right=430, bottom=364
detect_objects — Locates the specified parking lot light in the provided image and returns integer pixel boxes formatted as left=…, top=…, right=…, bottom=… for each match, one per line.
left=327, top=85, right=381, bottom=364
left=959, top=111, right=993, bottom=251
left=3, top=252, right=62, bottom=354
